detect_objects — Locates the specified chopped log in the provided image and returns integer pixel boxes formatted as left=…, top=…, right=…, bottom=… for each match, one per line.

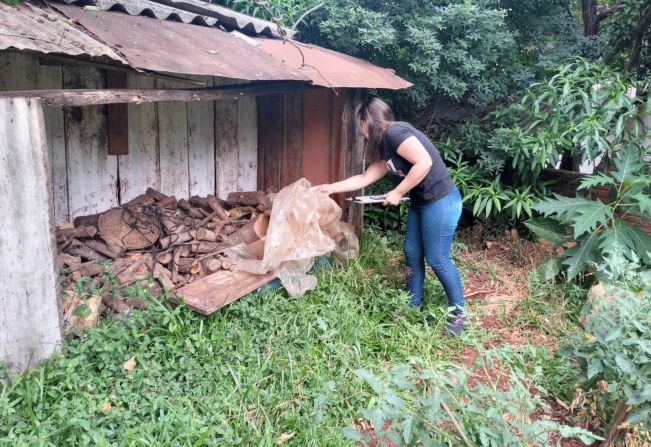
left=56, top=225, right=97, bottom=243
left=157, top=195, right=177, bottom=209
left=160, top=216, right=184, bottom=234
left=156, top=251, right=173, bottom=265
left=124, top=297, right=149, bottom=310
left=101, top=293, right=131, bottom=317
left=73, top=213, right=101, bottom=229
left=98, top=208, right=160, bottom=249
left=153, top=263, right=175, bottom=291
left=206, top=194, right=230, bottom=220
left=227, top=191, right=264, bottom=207
left=221, top=224, right=238, bottom=235
left=189, top=195, right=212, bottom=211
left=145, top=187, right=170, bottom=202
left=57, top=253, right=82, bottom=271
left=228, top=206, right=256, bottom=219
left=116, top=255, right=153, bottom=286
left=220, top=258, right=233, bottom=270
left=84, top=239, right=124, bottom=260
left=123, top=193, right=155, bottom=208
left=160, top=231, right=194, bottom=249
left=196, top=228, right=218, bottom=242
left=178, top=199, right=204, bottom=219
left=258, top=194, right=273, bottom=213
left=176, top=258, right=197, bottom=274
left=78, top=261, right=104, bottom=277
left=229, top=220, right=260, bottom=245
left=195, top=211, right=217, bottom=228
left=204, top=258, right=222, bottom=273
left=191, top=241, right=233, bottom=255
left=64, top=242, right=108, bottom=262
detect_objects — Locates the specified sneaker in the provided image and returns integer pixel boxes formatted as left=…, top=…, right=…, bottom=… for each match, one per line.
left=444, top=315, right=466, bottom=336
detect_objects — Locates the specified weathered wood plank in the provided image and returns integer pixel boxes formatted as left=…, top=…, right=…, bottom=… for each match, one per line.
left=36, top=62, right=68, bottom=224
left=302, top=89, right=331, bottom=186
left=342, top=89, right=366, bottom=236
left=256, top=94, right=283, bottom=192
left=118, top=74, right=160, bottom=203
left=106, top=71, right=129, bottom=156
left=0, top=81, right=308, bottom=106
left=214, top=79, right=239, bottom=198
left=177, top=270, right=276, bottom=315
left=0, top=97, right=62, bottom=372
left=158, top=79, right=190, bottom=200
left=281, top=91, right=303, bottom=187
left=0, top=52, right=37, bottom=91
left=237, top=95, right=257, bottom=191
left=187, top=76, right=216, bottom=197
left=63, top=66, right=118, bottom=219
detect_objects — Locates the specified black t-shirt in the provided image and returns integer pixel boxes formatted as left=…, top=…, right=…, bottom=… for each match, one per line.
left=380, top=122, right=455, bottom=204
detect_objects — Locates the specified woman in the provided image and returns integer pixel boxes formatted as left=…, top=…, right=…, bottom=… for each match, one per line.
left=317, top=97, right=466, bottom=335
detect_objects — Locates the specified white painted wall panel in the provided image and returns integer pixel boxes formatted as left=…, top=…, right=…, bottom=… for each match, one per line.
left=187, top=77, right=216, bottom=197
left=158, top=80, right=190, bottom=200
left=237, top=95, right=258, bottom=192
left=118, top=74, right=160, bottom=203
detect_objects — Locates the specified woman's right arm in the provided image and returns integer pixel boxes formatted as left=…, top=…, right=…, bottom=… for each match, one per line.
left=316, top=160, right=388, bottom=195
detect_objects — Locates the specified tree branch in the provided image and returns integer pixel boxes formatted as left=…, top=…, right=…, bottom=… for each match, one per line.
left=604, top=4, right=651, bottom=64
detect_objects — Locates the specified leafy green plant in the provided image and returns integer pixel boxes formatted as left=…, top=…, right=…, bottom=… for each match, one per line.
left=574, top=274, right=651, bottom=444
left=345, top=356, right=600, bottom=446
left=526, top=147, right=651, bottom=281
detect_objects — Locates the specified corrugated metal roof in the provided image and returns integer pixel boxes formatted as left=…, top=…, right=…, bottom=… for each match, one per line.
left=57, top=0, right=292, bottom=37
left=55, top=5, right=309, bottom=81
left=0, top=1, right=127, bottom=64
left=256, top=38, right=413, bottom=90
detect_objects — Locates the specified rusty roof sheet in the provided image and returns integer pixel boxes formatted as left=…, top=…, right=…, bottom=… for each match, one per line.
left=0, top=2, right=127, bottom=64
left=57, top=0, right=291, bottom=37
left=255, top=38, right=412, bottom=90
left=56, top=6, right=309, bottom=81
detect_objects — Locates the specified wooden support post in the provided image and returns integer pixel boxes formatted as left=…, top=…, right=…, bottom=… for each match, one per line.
left=341, top=89, right=367, bottom=237
left=0, top=97, right=62, bottom=373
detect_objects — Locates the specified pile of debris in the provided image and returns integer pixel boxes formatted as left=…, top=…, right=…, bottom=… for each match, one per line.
left=57, top=187, right=272, bottom=325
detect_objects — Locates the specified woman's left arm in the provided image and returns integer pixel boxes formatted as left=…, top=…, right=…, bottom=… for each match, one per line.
left=383, top=136, right=432, bottom=206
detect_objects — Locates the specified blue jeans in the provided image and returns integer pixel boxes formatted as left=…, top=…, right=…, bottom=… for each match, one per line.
left=404, top=187, right=464, bottom=314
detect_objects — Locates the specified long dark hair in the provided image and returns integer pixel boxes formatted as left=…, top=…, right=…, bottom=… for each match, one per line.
left=358, top=97, right=394, bottom=161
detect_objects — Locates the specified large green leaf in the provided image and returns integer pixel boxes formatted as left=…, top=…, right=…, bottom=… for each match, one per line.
left=630, top=192, right=651, bottom=219
left=612, top=147, right=644, bottom=183
left=571, top=201, right=613, bottom=237
left=537, top=257, right=562, bottom=281
left=599, top=220, right=637, bottom=264
left=532, top=194, right=597, bottom=220
left=623, top=225, right=651, bottom=264
left=577, top=173, right=616, bottom=191
left=562, top=232, right=600, bottom=280
left=524, top=217, right=567, bottom=246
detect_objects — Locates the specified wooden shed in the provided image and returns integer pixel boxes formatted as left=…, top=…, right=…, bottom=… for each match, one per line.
left=0, top=0, right=410, bottom=372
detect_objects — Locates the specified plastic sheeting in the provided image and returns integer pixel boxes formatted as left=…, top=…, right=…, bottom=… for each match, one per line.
left=226, top=178, right=359, bottom=296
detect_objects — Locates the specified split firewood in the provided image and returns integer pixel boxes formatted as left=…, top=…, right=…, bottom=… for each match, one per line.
left=178, top=199, right=204, bottom=219
left=160, top=216, right=184, bottom=234
left=124, top=297, right=149, bottom=310
left=160, top=231, right=194, bottom=249
left=78, top=261, right=104, bottom=277
left=228, top=217, right=264, bottom=245
left=220, top=258, right=233, bottom=270
left=203, top=258, right=222, bottom=273
left=145, top=187, right=170, bottom=202
left=64, top=242, right=108, bottom=262
left=153, top=263, right=175, bottom=291
left=190, top=241, right=233, bottom=255
left=176, top=258, right=198, bottom=274
left=56, top=225, right=97, bottom=243
left=156, top=251, right=173, bottom=265
left=258, top=194, right=273, bottom=213
left=196, top=228, right=218, bottom=242
left=116, top=254, right=153, bottom=286
left=221, top=224, right=239, bottom=235
left=123, top=193, right=155, bottom=208
left=206, top=194, right=230, bottom=220
left=227, top=191, right=264, bottom=207
left=157, top=195, right=177, bottom=209
left=195, top=211, right=217, bottom=228
left=84, top=239, right=124, bottom=260
left=189, top=195, right=212, bottom=211
left=101, top=293, right=131, bottom=317
left=73, top=213, right=101, bottom=229
left=57, top=253, right=82, bottom=271
left=228, top=206, right=256, bottom=220
left=197, top=208, right=210, bottom=218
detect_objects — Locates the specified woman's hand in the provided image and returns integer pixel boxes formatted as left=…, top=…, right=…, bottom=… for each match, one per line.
left=314, top=184, right=335, bottom=195
left=383, top=189, right=404, bottom=206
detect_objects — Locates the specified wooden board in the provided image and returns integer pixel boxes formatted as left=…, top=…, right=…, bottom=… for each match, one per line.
left=302, top=89, right=332, bottom=186
left=37, top=61, right=68, bottom=224
left=0, top=52, right=37, bottom=91
left=281, top=91, right=303, bottom=187
left=158, top=79, right=190, bottom=200
left=215, top=94, right=239, bottom=198
left=187, top=76, right=215, bottom=197
left=118, top=74, right=160, bottom=204
left=257, top=94, right=283, bottom=192
left=237, top=95, right=258, bottom=191
left=177, top=270, right=276, bottom=315
left=63, top=65, right=119, bottom=219
left=106, top=71, right=129, bottom=156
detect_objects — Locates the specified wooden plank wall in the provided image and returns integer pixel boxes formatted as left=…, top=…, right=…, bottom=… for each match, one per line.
left=0, top=51, right=258, bottom=225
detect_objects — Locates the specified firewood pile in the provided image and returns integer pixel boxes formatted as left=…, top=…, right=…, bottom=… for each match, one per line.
left=57, top=187, right=272, bottom=321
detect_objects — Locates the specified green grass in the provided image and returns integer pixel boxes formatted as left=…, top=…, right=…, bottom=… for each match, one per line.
left=0, top=231, right=585, bottom=446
